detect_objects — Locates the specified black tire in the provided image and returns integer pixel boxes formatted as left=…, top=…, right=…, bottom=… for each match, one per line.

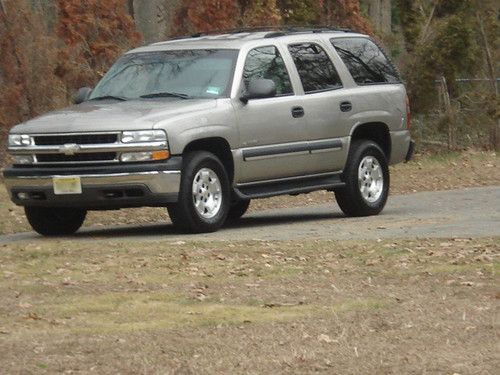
left=226, top=199, right=251, bottom=222
left=25, top=206, right=86, bottom=236
left=167, top=151, right=230, bottom=233
left=335, top=140, right=390, bottom=217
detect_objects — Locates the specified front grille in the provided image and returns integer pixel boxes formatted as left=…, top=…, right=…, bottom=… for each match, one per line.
left=34, top=133, right=118, bottom=146
left=36, top=153, right=117, bottom=163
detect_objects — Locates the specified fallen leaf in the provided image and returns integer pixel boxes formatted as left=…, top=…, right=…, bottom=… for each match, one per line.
left=318, top=334, right=333, bottom=343
left=460, top=281, right=475, bottom=287
left=26, top=312, right=42, bottom=320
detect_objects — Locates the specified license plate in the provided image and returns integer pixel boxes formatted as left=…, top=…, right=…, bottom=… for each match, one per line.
left=53, top=177, right=82, bottom=195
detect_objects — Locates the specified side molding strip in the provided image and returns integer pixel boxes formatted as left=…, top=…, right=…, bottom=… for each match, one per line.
left=242, top=139, right=343, bottom=161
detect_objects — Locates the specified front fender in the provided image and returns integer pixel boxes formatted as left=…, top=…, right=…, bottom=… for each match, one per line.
left=168, top=124, right=239, bottom=155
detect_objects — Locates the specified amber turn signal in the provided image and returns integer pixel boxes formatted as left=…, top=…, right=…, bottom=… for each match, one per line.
left=152, top=150, right=170, bottom=160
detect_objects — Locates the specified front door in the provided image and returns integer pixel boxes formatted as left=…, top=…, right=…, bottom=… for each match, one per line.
left=234, top=45, right=309, bottom=183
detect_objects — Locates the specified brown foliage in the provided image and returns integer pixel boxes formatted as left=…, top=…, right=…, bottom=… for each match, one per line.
left=172, top=0, right=371, bottom=36
left=322, top=0, right=372, bottom=34
left=0, top=0, right=143, bottom=164
left=242, top=0, right=282, bottom=27
left=279, top=0, right=324, bottom=25
left=55, top=0, right=142, bottom=88
left=0, top=1, right=65, bottom=140
left=172, top=0, right=240, bottom=36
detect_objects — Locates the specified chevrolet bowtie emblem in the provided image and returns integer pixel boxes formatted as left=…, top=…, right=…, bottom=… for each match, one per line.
left=59, top=143, right=80, bottom=155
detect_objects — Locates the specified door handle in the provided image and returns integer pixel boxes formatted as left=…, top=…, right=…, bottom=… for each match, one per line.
left=340, top=101, right=353, bottom=112
left=291, top=106, right=305, bottom=118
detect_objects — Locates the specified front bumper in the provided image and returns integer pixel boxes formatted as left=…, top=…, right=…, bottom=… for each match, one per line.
left=2, top=157, right=182, bottom=209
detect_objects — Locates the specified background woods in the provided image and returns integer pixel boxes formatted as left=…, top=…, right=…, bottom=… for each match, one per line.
left=0, top=0, right=498, bottom=163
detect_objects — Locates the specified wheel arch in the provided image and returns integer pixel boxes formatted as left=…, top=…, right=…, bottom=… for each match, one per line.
left=183, top=137, right=235, bottom=183
left=350, top=122, right=391, bottom=160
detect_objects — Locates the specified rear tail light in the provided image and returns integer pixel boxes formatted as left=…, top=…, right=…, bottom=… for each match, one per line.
left=406, top=95, right=411, bottom=130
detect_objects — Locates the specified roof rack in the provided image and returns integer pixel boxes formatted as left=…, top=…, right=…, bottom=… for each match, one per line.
left=264, top=26, right=354, bottom=38
left=160, top=25, right=356, bottom=44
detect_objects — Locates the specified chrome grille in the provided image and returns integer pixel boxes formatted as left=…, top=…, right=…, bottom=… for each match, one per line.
left=27, top=132, right=120, bottom=165
left=34, top=133, right=118, bottom=146
left=36, top=152, right=117, bottom=163
left=9, top=132, right=167, bottom=166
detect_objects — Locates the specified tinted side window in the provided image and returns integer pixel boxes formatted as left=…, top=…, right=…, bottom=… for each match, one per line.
left=331, top=38, right=401, bottom=85
left=288, top=43, right=342, bottom=94
left=242, top=46, right=293, bottom=96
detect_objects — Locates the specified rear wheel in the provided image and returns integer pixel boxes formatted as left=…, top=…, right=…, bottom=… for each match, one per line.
left=226, top=199, right=251, bottom=222
left=25, top=206, right=86, bottom=236
left=335, top=140, right=389, bottom=217
left=167, top=151, right=230, bottom=233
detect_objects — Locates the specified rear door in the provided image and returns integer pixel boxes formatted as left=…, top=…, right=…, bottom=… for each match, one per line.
left=286, top=42, right=352, bottom=173
left=233, top=45, right=309, bottom=183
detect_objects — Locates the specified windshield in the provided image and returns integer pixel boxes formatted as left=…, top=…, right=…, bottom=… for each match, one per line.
left=90, top=49, right=238, bottom=100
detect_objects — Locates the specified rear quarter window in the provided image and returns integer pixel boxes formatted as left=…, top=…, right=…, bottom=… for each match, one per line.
left=330, top=38, right=401, bottom=85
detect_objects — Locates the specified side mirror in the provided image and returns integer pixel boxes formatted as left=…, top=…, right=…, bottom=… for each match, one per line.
left=73, top=87, right=93, bottom=104
left=240, top=79, right=276, bottom=103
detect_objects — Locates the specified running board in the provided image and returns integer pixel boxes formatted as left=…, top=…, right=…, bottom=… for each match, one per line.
left=233, top=173, right=345, bottom=200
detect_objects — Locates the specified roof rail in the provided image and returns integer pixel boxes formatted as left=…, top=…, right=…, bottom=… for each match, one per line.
left=263, top=26, right=354, bottom=38
left=152, top=25, right=357, bottom=45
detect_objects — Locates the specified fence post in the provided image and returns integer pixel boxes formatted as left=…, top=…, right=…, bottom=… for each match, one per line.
left=440, top=76, right=455, bottom=150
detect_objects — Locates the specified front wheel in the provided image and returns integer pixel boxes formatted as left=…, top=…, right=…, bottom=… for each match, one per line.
left=167, top=151, right=230, bottom=233
left=226, top=199, right=251, bottom=223
left=335, top=140, right=389, bottom=217
left=25, top=206, right=87, bottom=236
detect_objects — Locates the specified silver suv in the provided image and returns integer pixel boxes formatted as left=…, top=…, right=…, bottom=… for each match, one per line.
left=3, top=28, right=414, bottom=235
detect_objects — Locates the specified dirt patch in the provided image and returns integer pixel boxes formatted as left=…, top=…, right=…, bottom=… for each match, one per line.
left=0, top=237, right=498, bottom=374
left=0, top=150, right=498, bottom=235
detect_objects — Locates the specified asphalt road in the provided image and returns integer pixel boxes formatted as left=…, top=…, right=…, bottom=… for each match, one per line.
left=1, top=186, right=499, bottom=244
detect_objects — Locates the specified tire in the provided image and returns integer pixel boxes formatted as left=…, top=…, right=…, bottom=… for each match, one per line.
left=226, top=199, right=251, bottom=222
left=25, top=206, right=86, bottom=236
left=167, top=151, right=230, bottom=233
left=335, top=140, right=390, bottom=217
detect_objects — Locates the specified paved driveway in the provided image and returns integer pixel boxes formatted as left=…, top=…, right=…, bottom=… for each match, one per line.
left=1, top=186, right=499, bottom=244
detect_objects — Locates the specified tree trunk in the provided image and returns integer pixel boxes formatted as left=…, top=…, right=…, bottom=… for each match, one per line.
left=380, top=0, right=391, bottom=33
left=133, top=0, right=167, bottom=43
left=419, top=3, right=436, bottom=43
left=491, top=121, right=500, bottom=152
left=368, top=0, right=381, bottom=30
left=127, top=0, right=135, bottom=19
left=440, top=76, right=455, bottom=150
left=476, top=10, right=499, bottom=150
left=366, top=0, right=391, bottom=34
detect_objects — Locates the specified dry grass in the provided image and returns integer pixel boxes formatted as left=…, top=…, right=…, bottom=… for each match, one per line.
left=0, top=150, right=498, bottom=235
left=0, top=237, right=498, bottom=374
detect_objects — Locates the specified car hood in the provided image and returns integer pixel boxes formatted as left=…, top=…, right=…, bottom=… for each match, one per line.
left=11, top=99, right=218, bottom=134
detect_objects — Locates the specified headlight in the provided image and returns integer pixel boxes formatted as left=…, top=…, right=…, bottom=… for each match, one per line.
left=9, top=134, right=33, bottom=147
left=121, top=130, right=167, bottom=143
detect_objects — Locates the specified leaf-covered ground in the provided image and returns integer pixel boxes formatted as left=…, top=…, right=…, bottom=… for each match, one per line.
left=0, top=237, right=498, bottom=374
left=0, top=151, right=498, bottom=235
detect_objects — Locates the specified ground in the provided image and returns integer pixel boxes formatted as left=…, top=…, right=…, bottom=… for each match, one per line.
left=0, top=238, right=498, bottom=374
left=0, top=150, right=499, bottom=374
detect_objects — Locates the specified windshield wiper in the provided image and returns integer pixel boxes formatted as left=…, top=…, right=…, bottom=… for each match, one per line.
left=89, top=95, right=127, bottom=101
left=140, top=92, right=192, bottom=99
